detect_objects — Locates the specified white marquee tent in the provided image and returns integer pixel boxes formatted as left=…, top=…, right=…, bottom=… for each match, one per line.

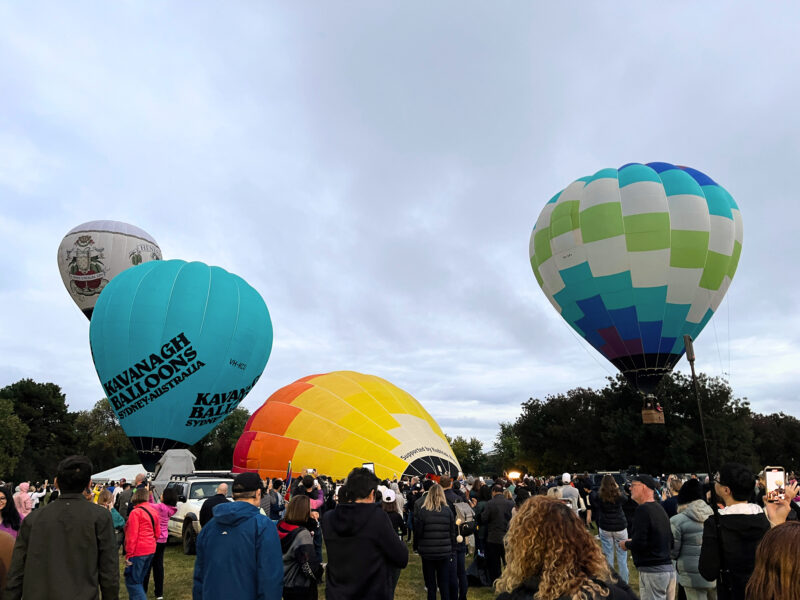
left=91, top=464, right=146, bottom=483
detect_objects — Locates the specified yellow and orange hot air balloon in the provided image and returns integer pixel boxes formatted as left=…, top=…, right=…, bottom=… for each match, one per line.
left=233, top=371, right=460, bottom=481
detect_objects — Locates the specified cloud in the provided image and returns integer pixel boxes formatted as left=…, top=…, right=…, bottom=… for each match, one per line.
left=1, top=2, right=799, bottom=457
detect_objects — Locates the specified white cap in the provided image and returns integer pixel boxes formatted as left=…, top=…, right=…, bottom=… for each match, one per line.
left=380, top=486, right=396, bottom=503
left=562, top=472, right=571, bottom=483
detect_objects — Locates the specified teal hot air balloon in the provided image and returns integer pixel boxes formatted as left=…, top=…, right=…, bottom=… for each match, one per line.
left=529, top=162, right=743, bottom=397
left=90, top=260, right=273, bottom=470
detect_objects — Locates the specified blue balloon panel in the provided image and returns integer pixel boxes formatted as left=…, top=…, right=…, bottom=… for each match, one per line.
left=90, top=260, right=273, bottom=469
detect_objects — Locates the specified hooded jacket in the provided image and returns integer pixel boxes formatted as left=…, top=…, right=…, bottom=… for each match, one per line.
left=152, top=502, right=178, bottom=544
left=277, top=521, right=323, bottom=590
left=321, top=502, right=408, bottom=600
left=13, top=484, right=32, bottom=519
left=670, top=500, right=715, bottom=589
left=192, top=501, right=283, bottom=600
left=698, top=504, right=770, bottom=600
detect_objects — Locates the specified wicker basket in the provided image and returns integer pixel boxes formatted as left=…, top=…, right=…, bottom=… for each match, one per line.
left=641, top=409, right=665, bottom=424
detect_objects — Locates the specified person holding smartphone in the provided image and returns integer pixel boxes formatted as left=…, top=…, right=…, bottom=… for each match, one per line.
left=698, top=463, right=798, bottom=600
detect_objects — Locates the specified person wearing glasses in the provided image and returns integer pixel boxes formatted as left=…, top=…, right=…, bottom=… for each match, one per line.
left=618, top=474, right=675, bottom=600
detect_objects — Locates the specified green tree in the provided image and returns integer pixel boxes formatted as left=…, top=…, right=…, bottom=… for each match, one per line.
left=73, top=399, right=140, bottom=472
left=445, top=435, right=486, bottom=475
left=511, top=373, right=756, bottom=475
left=190, top=407, right=251, bottom=469
left=483, top=422, right=522, bottom=476
left=1, top=379, right=78, bottom=483
left=0, top=398, right=29, bottom=478
left=751, top=413, right=800, bottom=474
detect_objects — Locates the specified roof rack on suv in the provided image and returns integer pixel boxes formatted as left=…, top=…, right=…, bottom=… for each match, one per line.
left=169, top=472, right=233, bottom=480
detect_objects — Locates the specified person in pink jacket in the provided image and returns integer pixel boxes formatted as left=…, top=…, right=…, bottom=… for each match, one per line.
left=13, top=483, right=32, bottom=519
left=124, top=488, right=159, bottom=600
left=143, top=487, right=178, bottom=600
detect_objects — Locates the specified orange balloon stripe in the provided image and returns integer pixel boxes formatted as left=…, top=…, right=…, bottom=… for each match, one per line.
left=248, top=401, right=301, bottom=436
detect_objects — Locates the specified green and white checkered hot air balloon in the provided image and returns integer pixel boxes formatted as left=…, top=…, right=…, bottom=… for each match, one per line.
left=529, top=162, right=742, bottom=395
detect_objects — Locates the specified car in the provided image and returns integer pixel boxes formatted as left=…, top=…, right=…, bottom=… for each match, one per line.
left=162, top=472, right=233, bottom=554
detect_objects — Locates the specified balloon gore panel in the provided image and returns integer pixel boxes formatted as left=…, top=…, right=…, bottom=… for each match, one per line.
left=89, top=259, right=273, bottom=470
left=529, top=163, right=742, bottom=393
left=232, top=371, right=461, bottom=481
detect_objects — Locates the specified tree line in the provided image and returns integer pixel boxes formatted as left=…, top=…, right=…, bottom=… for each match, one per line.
left=3, top=373, right=798, bottom=484
left=0, top=379, right=250, bottom=483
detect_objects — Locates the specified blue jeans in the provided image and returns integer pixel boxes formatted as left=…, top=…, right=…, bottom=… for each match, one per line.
left=124, top=554, right=154, bottom=600
left=599, top=528, right=629, bottom=583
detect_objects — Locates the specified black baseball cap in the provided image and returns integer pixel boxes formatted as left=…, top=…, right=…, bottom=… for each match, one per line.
left=233, top=472, right=264, bottom=494
left=632, top=474, right=658, bottom=491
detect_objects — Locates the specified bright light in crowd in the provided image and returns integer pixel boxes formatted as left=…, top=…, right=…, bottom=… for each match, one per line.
left=507, top=471, right=521, bottom=480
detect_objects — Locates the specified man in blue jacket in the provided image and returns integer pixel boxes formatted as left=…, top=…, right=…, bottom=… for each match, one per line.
left=193, top=472, right=283, bottom=600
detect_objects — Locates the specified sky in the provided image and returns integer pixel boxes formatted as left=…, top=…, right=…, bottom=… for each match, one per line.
left=1, top=2, right=799, bottom=449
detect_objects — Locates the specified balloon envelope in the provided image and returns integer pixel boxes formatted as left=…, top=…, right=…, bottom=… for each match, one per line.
left=233, top=371, right=461, bottom=481
left=529, top=162, right=742, bottom=394
left=90, top=259, right=273, bottom=470
left=58, top=220, right=163, bottom=319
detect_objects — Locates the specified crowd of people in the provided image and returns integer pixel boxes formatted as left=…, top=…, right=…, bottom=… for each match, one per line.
left=1, top=459, right=800, bottom=600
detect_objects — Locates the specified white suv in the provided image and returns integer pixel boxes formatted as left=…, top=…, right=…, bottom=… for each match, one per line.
left=162, top=473, right=233, bottom=554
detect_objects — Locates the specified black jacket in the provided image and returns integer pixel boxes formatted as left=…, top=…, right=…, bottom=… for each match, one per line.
left=627, top=501, right=673, bottom=568
left=199, top=494, right=230, bottom=528
left=590, top=491, right=628, bottom=532
left=415, top=506, right=455, bottom=559
left=698, top=510, right=770, bottom=600
left=321, top=502, right=408, bottom=600
left=496, top=574, right=637, bottom=600
left=481, top=495, right=514, bottom=545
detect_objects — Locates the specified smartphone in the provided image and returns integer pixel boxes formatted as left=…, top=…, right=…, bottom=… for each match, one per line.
left=765, top=466, right=785, bottom=502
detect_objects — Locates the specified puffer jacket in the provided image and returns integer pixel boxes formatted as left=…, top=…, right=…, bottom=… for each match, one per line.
left=671, top=500, right=716, bottom=589
left=414, top=506, right=455, bottom=560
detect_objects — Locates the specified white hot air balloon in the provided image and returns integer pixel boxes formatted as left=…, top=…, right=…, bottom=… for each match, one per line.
left=57, top=220, right=163, bottom=319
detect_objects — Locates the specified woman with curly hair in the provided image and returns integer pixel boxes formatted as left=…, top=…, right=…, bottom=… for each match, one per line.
left=745, top=521, right=800, bottom=600
left=496, top=496, right=636, bottom=600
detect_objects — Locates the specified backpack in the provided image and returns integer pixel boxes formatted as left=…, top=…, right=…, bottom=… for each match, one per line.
left=453, top=501, right=476, bottom=539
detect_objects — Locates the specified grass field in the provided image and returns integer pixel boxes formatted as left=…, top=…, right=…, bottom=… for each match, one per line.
left=119, top=527, right=641, bottom=599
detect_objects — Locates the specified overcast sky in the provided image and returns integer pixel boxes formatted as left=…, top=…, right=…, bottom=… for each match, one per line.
left=2, top=3, right=799, bottom=449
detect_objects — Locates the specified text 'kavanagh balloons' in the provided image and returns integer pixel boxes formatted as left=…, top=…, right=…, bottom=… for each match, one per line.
left=58, top=220, right=163, bottom=319
left=529, top=162, right=742, bottom=394
left=232, top=371, right=461, bottom=481
left=90, top=259, right=273, bottom=470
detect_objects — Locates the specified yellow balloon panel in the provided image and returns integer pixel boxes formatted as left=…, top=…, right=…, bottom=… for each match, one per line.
left=233, top=371, right=461, bottom=480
